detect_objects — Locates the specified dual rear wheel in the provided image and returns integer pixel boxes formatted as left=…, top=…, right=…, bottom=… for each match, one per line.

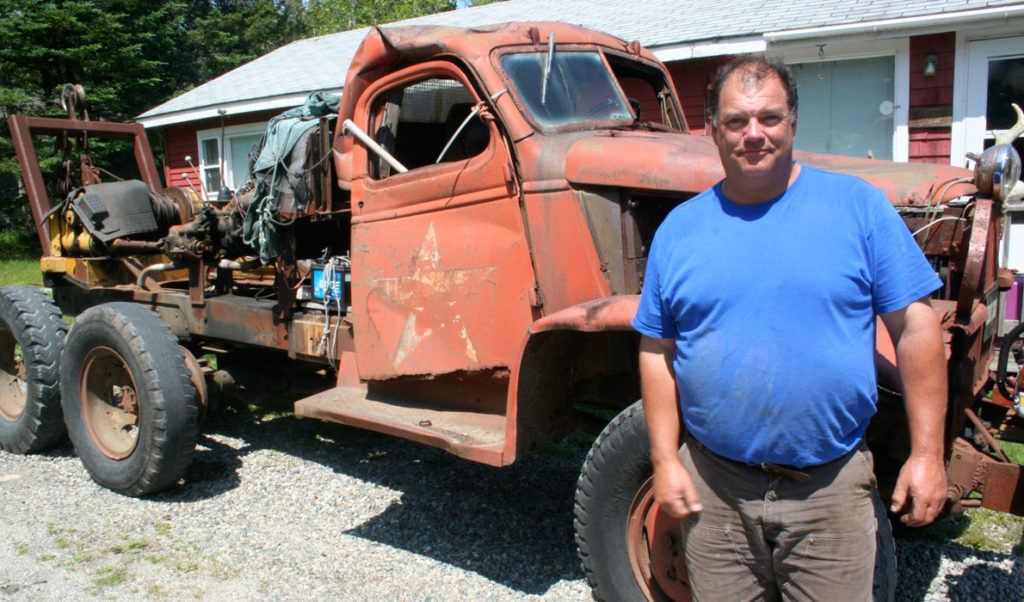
left=60, top=302, right=200, bottom=496
left=0, top=288, right=199, bottom=497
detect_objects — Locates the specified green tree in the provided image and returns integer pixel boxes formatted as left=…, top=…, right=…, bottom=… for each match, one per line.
left=306, top=0, right=457, bottom=36
left=187, top=0, right=310, bottom=83
left=0, top=0, right=199, bottom=233
left=0, top=0, right=309, bottom=236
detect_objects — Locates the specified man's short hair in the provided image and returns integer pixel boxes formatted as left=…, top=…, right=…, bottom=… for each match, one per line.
left=707, top=56, right=798, bottom=126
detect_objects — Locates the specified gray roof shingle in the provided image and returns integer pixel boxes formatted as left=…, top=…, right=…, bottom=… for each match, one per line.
left=138, top=0, right=1024, bottom=124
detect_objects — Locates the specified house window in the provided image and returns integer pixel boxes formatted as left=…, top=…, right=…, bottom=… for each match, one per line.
left=196, top=124, right=266, bottom=199
left=983, top=54, right=1024, bottom=160
left=791, top=56, right=896, bottom=160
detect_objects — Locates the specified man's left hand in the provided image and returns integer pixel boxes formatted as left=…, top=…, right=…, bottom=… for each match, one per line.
left=890, top=454, right=948, bottom=526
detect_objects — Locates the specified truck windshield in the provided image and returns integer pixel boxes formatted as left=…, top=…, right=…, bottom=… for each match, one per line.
left=501, top=51, right=633, bottom=129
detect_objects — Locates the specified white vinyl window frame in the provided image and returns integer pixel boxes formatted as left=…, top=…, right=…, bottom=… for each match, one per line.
left=767, top=37, right=910, bottom=162
left=951, top=30, right=1024, bottom=167
left=196, top=122, right=267, bottom=201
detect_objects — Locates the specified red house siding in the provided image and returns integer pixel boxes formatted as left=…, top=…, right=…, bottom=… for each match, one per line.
left=665, top=57, right=729, bottom=135
left=908, top=32, right=955, bottom=164
left=909, top=127, right=954, bottom=165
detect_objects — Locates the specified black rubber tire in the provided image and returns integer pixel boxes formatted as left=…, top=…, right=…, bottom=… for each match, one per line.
left=60, top=302, right=198, bottom=496
left=873, top=491, right=897, bottom=602
left=574, top=401, right=658, bottom=602
left=0, top=285, right=68, bottom=453
left=574, top=400, right=896, bottom=602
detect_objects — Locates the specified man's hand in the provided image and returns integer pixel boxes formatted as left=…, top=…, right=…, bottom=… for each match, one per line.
left=653, top=456, right=703, bottom=518
left=881, top=298, right=948, bottom=527
left=890, top=454, right=947, bottom=526
left=638, top=335, right=702, bottom=518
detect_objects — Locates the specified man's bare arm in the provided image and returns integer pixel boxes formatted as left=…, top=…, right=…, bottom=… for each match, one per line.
left=880, top=297, right=948, bottom=526
left=639, top=335, right=702, bottom=517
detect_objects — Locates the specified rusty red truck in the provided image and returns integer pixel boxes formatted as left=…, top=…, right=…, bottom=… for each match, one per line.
left=2, top=22, right=1023, bottom=601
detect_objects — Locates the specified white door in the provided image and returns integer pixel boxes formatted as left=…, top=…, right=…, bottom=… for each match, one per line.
left=960, top=36, right=1024, bottom=163
left=957, top=36, right=1024, bottom=329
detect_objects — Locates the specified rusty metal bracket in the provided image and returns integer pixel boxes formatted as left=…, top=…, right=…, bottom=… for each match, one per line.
left=8, top=115, right=162, bottom=253
left=947, top=437, right=1024, bottom=515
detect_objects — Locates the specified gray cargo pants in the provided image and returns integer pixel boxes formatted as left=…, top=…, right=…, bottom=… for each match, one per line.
left=679, top=437, right=878, bottom=601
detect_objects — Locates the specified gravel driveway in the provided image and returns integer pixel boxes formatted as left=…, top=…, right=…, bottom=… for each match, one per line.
left=1, top=401, right=1022, bottom=601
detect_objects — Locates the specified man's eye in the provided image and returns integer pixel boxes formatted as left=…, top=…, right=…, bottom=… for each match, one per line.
left=760, top=115, right=783, bottom=126
left=725, top=118, right=746, bottom=130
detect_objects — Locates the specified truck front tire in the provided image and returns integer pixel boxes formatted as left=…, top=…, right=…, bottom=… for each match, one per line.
left=0, top=286, right=68, bottom=453
left=60, top=303, right=199, bottom=496
left=574, top=400, right=895, bottom=602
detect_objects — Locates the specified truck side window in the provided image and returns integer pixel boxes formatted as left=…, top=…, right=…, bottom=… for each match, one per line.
left=369, top=77, right=490, bottom=179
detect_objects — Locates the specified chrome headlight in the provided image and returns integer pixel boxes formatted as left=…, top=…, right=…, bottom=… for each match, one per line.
left=974, top=143, right=1021, bottom=202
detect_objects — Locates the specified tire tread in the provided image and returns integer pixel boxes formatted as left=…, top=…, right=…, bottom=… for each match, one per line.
left=0, top=286, right=67, bottom=453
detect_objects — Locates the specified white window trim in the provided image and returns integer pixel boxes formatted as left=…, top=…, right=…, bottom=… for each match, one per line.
left=196, top=122, right=267, bottom=200
left=951, top=28, right=1024, bottom=167
left=768, top=37, right=910, bottom=162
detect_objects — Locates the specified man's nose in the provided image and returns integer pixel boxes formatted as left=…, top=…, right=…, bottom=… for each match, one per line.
left=743, top=117, right=767, bottom=138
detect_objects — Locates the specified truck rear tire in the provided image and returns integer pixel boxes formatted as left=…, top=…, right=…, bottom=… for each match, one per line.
left=60, top=303, right=198, bottom=496
left=574, top=400, right=896, bottom=602
left=0, top=286, right=68, bottom=453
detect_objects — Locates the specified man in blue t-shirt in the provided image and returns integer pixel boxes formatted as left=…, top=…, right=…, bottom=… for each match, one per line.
left=632, top=56, right=948, bottom=600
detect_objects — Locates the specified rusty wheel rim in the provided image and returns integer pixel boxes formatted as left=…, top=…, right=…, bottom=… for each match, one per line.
left=80, top=346, right=140, bottom=459
left=0, top=327, right=27, bottom=422
left=627, top=477, right=692, bottom=602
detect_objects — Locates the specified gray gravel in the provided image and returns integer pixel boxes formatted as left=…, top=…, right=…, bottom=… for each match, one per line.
left=1, top=403, right=1022, bottom=601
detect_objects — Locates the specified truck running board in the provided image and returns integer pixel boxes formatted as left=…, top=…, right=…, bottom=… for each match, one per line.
left=294, top=386, right=507, bottom=466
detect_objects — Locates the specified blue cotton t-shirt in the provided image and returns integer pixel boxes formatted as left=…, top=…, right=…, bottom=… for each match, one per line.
left=631, top=165, right=941, bottom=467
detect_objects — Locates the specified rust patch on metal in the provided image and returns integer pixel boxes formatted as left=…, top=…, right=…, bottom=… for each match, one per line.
left=529, top=295, right=640, bottom=334
left=947, top=437, right=1024, bottom=515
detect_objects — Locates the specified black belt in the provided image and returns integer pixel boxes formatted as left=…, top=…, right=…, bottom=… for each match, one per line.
left=686, top=435, right=811, bottom=482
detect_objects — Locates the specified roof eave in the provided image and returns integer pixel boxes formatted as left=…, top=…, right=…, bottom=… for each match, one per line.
left=764, top=4, right=1024, bottom=43
left=137, top=88, right=344, bottom=129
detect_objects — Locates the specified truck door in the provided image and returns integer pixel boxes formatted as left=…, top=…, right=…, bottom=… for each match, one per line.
left=348, top=61, right=538, bottom=380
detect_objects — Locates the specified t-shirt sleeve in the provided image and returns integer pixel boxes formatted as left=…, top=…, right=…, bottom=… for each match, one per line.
left=632, top=229, right=679, bottom=339
left=869, top=192, right=943, bottom=314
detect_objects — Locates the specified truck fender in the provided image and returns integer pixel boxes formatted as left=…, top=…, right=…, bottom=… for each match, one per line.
left=503, top=296, right=641, bottom=462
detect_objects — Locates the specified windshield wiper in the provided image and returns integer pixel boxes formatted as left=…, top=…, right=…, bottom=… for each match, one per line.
left=541, top=32, right=554, bottom=105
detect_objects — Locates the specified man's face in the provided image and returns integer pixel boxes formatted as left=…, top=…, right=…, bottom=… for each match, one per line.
left=712, top=71, right=796, bottom=187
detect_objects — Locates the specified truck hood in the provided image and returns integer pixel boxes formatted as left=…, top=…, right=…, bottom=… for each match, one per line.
left=565, top=133, right=976, bottom=206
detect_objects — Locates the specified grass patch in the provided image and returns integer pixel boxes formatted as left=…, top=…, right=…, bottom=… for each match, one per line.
left=111, top=539, right=149, bottom=554
left=959, top=507, right=1024, bottom=555
left=0, top=257, right=41, bottom=287
left=1000, top=439, right=1024, bottom=465
left=914, top=505, right=1024, bottom=555
left=91, top=566, right=127, bottom=590
left=40, top=519, right=235, bottom=589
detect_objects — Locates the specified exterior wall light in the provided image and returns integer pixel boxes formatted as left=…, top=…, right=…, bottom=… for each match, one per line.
left=923, top=53, right=938, bottom=77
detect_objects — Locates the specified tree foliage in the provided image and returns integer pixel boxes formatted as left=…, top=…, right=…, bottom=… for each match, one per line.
left=0, top=0, right=465, bottom=235
left=305, top=0, right=457, bottom=37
